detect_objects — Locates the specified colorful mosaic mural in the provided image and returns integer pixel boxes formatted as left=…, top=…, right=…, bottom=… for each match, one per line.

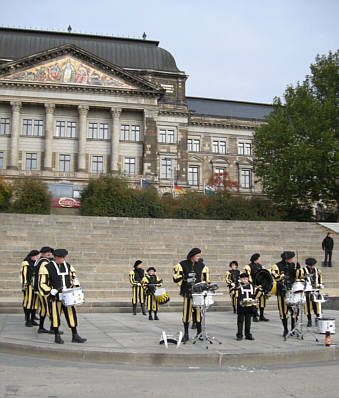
left=3, top=57, right=136, bottom=89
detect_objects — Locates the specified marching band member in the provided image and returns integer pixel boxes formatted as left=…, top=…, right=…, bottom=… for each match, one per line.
left=225, top=260, right=240, bottom=313
left=244, top=253, right=269, bottom=321
left=297, top=257, right=323, bottom=327
left=271, top=251, right=297, bottom=338
left=39, top=248, right=86, bottom=344
left=20, top=249, right=40, bottom=327
left=235, top=272, right=262, bottom=341
left=129, top=260, right=146, bottom=316
left=142, top=267, right=162, bottom=320
left=34, top=247, right=54, bottom=334
left=173, top=248, right=210, bottom=344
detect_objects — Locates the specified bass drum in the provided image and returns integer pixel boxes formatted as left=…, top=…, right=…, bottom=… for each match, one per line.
left=254, top=269, right=273, bottom=294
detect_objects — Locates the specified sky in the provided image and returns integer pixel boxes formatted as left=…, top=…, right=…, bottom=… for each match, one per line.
left=0, top=0, right=338, bottom=104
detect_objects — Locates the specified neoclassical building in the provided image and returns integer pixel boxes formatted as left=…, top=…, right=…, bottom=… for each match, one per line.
left=0, top=27, right=273, bottom=198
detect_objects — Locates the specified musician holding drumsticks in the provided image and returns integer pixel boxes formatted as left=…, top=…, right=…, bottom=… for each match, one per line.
left=142, top=267, right=162, bottom=320
left=38, top=249, right=86, bottom=344
left=173, top=248, right=210, bottom=344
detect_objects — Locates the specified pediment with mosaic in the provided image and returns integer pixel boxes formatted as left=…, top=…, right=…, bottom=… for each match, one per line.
left=2, top=56, right=137, bottom=89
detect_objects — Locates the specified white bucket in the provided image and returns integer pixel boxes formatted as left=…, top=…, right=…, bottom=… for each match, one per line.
left=317, top=317, right=336, bottom=334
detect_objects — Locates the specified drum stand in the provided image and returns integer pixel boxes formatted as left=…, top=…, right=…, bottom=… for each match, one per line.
left=286, top=302, right=319, bottom=342
left=192, top=293, right=222, bottom=349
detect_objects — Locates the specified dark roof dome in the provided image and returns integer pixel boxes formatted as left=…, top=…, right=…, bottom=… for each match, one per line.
left=0, top=27, right=182, bottom=73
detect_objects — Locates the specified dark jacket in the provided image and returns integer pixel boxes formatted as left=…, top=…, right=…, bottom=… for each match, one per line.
left=322, top=236, right=334, bottom=251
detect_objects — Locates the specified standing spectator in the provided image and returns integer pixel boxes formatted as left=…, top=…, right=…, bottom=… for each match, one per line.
left=322, top=232, right=334, bottom=267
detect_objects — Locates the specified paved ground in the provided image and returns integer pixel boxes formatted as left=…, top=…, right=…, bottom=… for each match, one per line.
left=0, top=309, right=338, bottom=368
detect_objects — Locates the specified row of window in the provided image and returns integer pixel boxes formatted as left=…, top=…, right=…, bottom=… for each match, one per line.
left=188, top=138, right=252, bottom=155
left=0, top=151, right=252, bottom=188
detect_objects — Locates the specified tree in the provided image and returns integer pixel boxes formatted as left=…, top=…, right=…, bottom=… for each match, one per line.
left=253, top=50, right=339, bottom=217
left=207, top=171, right=238, bottom=192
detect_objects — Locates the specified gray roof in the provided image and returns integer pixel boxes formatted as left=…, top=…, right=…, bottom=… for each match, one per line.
left=0, top=27, right=181, bottom=73
left=186, top=96, right=273, bottom=121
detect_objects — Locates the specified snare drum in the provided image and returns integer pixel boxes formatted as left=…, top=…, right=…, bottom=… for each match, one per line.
left=311, top=292, right=329, bottom=303
left=192, top=292, right=214, bottom=308
left=154, top=287, right=170, bottom=304
left=304, top=281, right=313, bottom=292
left=291, top=282, right=305, bottom=293
left=61, top=287, right=85, bottom=307
left=285, top=290, right=305, bottom=306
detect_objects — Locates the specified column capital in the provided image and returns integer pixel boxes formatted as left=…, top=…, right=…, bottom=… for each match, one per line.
left=78, top=105, right=89, bottom=115
left=111, top=107, right=122, bottom=118
left=10, top=101, right=22, bottom=112
left=44, top=103, right=55, bottom=114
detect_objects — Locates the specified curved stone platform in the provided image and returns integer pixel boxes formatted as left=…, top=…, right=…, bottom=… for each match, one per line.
left=1, top=311, right=338, bottom=368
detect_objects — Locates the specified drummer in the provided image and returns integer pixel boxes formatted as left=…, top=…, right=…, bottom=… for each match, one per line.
left=142, top=267, right=162, bottom=320
left=296, top=258, right=323, bottom=327
left=244, top=253, right=270, bottom=322
left=38, top=248, right=86, bottom=344
left=271, top=251, right=298, bottom=338
left=173, top=248, right=210, bottom=344
left=225, top=260, right=240, bottom=314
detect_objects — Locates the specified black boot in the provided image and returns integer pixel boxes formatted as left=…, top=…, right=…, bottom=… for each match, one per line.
left=291, top=317, right=296, bottom=331
left=196, top=322, right=203, bottom=340
left=182, top=322, right=189, bottom=344
left=259, top=308, right=269, bottom=321
left=191, top=321, right=197, bottom=329
left=307, top=315, right=312, bottom=327
left=24, top=309, right=32, bottom=327
left=132, top=304, right=137, bottom=315
left=38, top=316, right=50, bottom=333
left=282, top=319, right=288, bottom=338
left=154, top=311, right=159, bottom=320
left=54, top=328, right=64, bottom=344
left=148, top=311, right=153, bottom=320
left=71, top=327, right=87, bottom=343
left=30, top=310, right=39, bottom=326
left=141, top=303, right=146, bottom=315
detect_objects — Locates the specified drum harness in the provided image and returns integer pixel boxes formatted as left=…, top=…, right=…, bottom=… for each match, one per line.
left=51, top=260, right=69, bottom=297
left=240, top=284, right=254, bottom=303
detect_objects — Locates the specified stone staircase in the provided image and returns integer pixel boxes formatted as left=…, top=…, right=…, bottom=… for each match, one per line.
left=0, top=213, right=337, bottom=313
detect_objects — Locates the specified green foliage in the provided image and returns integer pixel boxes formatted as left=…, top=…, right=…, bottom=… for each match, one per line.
left=253, top=50, right=339, bottom=215
left=0, top=176, right=12, bottom=211
left=162, top=192, right=208, bottom=219
left=10, top=176, right=51, bottom=214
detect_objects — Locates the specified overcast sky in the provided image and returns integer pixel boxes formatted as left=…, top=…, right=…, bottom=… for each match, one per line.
left=1, top=0, right=338, bottom=104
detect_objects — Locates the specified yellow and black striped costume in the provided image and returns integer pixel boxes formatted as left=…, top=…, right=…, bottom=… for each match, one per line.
left=225, top=269, right=240, bottom=313
left=142, top=274, right=162, bottom=312
left=129, top=270, right=145, bottom=304
left=34, top=257, right=51, bottom=320
left=39, top=260, right=78, bottom=330
left=244, top=262, right=269, bottom=320
left=20, top=259, right=39, bottom=311
left=296, top=266, right=322, bottom=317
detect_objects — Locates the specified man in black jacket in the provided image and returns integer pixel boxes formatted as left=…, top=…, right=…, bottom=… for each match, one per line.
left=322, top=232, right=334, bottom=267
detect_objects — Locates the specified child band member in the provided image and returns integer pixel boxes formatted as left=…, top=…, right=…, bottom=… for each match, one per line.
left=142, top=267, right=162, bottom=320
left=225, top=260, right=240, bottom=313
left=20, top=249, right=40, bottom=327
left=235, top=273, right=262, bottom=341
left=129, top=260, right=146, bottom=315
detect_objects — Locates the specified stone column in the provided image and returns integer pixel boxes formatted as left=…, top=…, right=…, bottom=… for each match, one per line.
left=78, top=105, right=89, bottom=172
left=142, top=109, right=158, bottom=177
left=110, top=107, right=121, bottom=173
left=44, top=103, right=55, bottom=171
left=7, top=101, right=21, bottom=170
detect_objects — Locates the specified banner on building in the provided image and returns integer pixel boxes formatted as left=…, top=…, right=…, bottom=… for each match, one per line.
left=51, top=197, right=81, bottom=208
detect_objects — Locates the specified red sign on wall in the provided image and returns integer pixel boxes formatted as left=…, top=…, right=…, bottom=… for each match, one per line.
left=51, top=197, right=81, bottom=208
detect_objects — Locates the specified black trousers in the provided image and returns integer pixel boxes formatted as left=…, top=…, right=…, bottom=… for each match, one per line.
left=237, top=307, right=253, bottom=337
left=324, top=249, right=332, bottom=266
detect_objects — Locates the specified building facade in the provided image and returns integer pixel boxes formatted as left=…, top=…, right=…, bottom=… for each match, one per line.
left=0, top=27, right=273, bottom=198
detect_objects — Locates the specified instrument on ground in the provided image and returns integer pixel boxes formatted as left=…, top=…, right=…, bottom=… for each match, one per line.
left=154, top=287, right=170, bottom=304
left=254, top=269, right=273, bottom=294
left=240, top=298, right=258, bottom=307
left=192, top=292, right=214, bottom=308
left=61, top=287, right=85, bottom=307
left=285, top=289, right=306, bottom=306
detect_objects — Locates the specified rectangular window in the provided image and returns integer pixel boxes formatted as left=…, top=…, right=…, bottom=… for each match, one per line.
left=240, top=169, right=251, bottom=188
left=188, top=138, right=200, bottom=152
left=238, top=142, right=252, bottom=155
left=0, top=118, right=10, bottom=135
left=124, top=157, right=135, bottom=174
left=160, top=158, right=172, bottom=179
left=59, top=154, right=71, bottom=172
left=215, top=167, right=226, bottom=175
left=0, top=152, right=3, bottom=169
left=120, top=125, right=129, bottom=141
left=33, top=120, right=43, bottom=136
left=159, top=128, right=175, bottom=144
left=92, top=156, right=103, bottom=173
left=25, top=153, right=37, bottom=170
left=88, top=122, right=98, bottom=139
left=130, top=125, right=140, bottom=141
left=99, top=123, right=108, bottom=140
left=22, top=119, right=32, bottom=136
left=213, top=140, right=226, bottom=154
left=188, top=166, right=199, bottom=185
left=192, top=139, right=200, bottom=152
left=67, top=121, right=77, bottom=138
left=56, top=121, right=66, bottom=137
left=187, top=139, right=192, bottom=151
